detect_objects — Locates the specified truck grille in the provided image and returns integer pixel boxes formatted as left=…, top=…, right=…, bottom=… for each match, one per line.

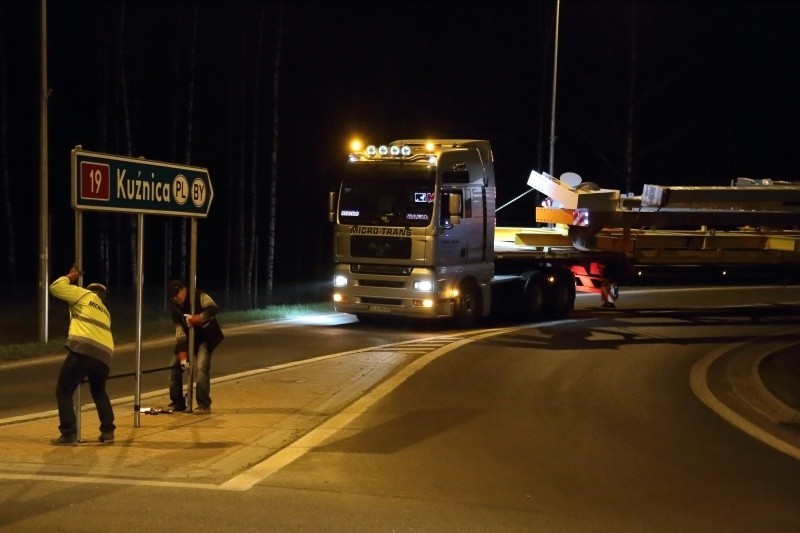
left=359, top=280, right=405, bottom=288
left=351, top=236, right=412, bottom=259
left=361, top=297, right=402, bottom=305
left=351, top=264, right=413, bottom=275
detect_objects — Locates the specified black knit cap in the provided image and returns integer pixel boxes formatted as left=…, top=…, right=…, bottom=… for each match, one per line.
left=167, top=280, right=185, bottom=298
left=86, top=283, right=107, bottom=301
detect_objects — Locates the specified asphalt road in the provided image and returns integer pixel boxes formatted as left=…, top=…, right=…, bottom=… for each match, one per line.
left=0, top=313, right=440, bottom=418
left=2, top=285, right=799, bottom=531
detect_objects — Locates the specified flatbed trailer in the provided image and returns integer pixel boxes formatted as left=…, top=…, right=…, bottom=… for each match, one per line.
left=501, top=171, right=800, bottom=302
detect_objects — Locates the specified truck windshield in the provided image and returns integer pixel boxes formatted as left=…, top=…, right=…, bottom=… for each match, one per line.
left=338, top=162, right=436, bottom=227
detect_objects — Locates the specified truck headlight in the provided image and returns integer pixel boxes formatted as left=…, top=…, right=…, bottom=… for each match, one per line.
left=413, top=280, right=434, bottom=292
left=333, top=275, right=348, bottom=287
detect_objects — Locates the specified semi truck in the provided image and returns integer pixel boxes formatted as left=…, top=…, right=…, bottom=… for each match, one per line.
left=328, top=139, right=800, bottom=326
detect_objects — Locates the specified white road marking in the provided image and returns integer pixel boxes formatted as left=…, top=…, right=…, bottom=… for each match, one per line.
left=5, top=300, right=798, bottom=490
left=690, top=343, right=800, bottom=461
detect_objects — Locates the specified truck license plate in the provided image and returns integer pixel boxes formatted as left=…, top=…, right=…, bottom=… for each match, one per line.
left=368, top=305, right=391, bottom=313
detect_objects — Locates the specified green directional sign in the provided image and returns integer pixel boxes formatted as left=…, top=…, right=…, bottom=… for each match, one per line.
left=71, top=148, right=214, bottom=217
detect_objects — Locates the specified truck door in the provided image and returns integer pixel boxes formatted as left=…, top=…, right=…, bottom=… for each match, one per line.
left=438, top=189, right=466, bottom=264
left=439, top=186, right=485, bottom=264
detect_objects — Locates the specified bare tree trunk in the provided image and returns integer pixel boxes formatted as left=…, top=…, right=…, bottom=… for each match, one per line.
left=179, top=3, right=199, bottom=282
left=97, top=8, right=111, bottom=284
left=246, top=7, right=266, bottom=308
left=225, top=83, right=234, bottom=302
left=236, top=19, right=248, bottom=306
left=266, top=4, right=284, bottom=306
left=166, top=9, right=185, bottom=292
left=116, top=1, right=136, bottom=285
left=224, top=21, right=236, bottom=303
left=114, top=215, right=122, bottom=288
left=0, top=8, right=17, bottom=286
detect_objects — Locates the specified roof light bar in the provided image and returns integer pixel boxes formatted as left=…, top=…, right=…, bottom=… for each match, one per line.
left=350, top=140, right=439, bottom=163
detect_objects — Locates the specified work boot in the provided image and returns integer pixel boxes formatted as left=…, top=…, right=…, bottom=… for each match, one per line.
left=97, top=432, right=115, bottom=444
left=168, top=401, right=187, bottom=412
left=50, top=434, right=78, bottom=446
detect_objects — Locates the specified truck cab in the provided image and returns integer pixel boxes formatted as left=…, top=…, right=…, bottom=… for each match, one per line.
left=329, top=139, right=496, bottom=325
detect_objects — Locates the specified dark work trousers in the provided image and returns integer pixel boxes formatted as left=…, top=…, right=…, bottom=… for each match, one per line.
left=55, top=350, right=116, bottom=437
left=169, top=342, right=212, bottom=409
left=169, top=354, right=186, bottom=409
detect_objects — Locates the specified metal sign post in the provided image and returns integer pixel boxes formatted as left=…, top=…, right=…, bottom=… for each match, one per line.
left=74, top=210, right=83, bottom=441
left=134, top=213, right=144, bottom=427
left=187, top=219, right=198, bottom=411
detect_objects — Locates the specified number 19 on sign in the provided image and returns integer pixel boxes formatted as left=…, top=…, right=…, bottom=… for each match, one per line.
left=80, top=161, right=111, bottom=201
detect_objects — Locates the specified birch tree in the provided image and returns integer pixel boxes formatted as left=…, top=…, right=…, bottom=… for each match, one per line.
left=236, top=15, right=247, bottom=306
left=116, top=1, right=138, bottom=284
left=265, top=3, right=284, bottom=306
left=246, top=6, right=267, bottom=308
left=0, top=6, right=16, bottom=287
left=180, top=3, right=199, bottom=279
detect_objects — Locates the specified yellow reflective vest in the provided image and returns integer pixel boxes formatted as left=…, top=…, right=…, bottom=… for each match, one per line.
left=49, top=276, right=114, bottom=367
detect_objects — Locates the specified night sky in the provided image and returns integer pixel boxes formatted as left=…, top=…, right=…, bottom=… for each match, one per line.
left=1, top=0, right=799, bottom=300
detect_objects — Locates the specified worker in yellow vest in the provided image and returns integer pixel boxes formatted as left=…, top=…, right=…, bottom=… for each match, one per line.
left=49, top=266, right=116, bottom=445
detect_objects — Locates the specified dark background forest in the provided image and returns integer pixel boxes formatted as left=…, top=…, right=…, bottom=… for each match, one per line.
left=1, top=0, right=799, bottom=311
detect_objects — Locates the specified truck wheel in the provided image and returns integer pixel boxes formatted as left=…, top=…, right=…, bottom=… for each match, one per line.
left=454, top=280, right=480, bottom=328
left=546, top=268, right=576, bottom=319
left=523, top=271, right=546, bottom=320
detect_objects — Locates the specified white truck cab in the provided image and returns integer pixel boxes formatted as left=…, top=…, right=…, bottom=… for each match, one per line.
left=329, top=139, right=500, bottom=325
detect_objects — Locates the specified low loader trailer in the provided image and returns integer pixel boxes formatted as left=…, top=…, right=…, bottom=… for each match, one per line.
left=329, top=139, right=800, bottom=326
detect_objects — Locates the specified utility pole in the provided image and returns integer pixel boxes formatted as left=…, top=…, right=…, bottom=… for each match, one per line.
left=548, top=0, right=561, bottom=177
left=39, top=0, right=49, bottom=342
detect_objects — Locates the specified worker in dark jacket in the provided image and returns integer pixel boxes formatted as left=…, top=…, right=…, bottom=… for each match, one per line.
left=49, top=266, right=115, bottom=445
left=166, top=280, right=224, bottom=414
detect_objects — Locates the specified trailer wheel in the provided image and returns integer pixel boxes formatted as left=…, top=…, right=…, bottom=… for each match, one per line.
left=523, top=271, right=546, bottom=320
left=454, top=280, right=481, bottom=328
left=545, top=268, right=576, bottom=319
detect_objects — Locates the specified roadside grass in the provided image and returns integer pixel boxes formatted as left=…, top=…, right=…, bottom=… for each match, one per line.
left=0, top=302, right=335, bottom=361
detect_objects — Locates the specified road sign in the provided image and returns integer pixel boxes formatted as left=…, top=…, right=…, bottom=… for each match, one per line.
left=71, top=148, right=214, bottom=217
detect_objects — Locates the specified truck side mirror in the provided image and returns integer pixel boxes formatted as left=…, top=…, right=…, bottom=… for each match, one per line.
left=443, top=191, right=462, bottom=226
left=328, top=191, right=337, bottom=222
